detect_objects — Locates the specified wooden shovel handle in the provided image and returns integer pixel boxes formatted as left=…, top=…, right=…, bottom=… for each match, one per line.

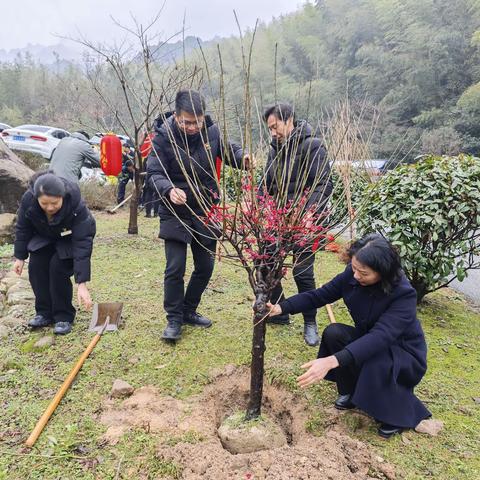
left=318, top=284, right=336, bottom=323
left=25, top=333, right=101, bottom=447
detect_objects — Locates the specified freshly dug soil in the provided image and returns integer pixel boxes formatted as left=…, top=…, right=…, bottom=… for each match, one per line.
left=100, top=365, right=396, bottom=480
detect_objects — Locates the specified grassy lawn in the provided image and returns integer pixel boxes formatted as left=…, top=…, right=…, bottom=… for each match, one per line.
left=0, top=211, right=479, bottom=479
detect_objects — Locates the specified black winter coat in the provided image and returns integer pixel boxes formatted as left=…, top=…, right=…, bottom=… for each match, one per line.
left=280, top=264, right=431, bottom=428
left=14, top=174, right=96, bottom=284
left=265, top=120, right=332, bottom=212
left=146, top=112, right=244, bottom=244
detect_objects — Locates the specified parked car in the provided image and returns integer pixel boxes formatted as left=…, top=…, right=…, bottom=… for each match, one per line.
left=1, top=124, right=70, bottom=159
left=0, top=122, right=12, bottom=133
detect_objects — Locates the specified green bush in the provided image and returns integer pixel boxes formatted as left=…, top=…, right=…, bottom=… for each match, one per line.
left=357, top=155, right=480, bottom=302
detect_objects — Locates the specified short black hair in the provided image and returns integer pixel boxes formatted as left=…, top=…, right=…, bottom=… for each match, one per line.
left=263, top=103, right=295, bottom=123
left=125, top=159, right=134, bottom=168
left=33, top=173, right=66, bottom=198
left=348, top=234, right=402, bottom=293
left=75, top=130, right=90, bottom=140
left=175, top=90, right=206, bottom=116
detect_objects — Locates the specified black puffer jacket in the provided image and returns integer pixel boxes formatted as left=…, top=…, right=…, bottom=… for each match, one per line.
left=265, top=120, right=332, bottom=212
left=14, top=172, right=96, bottom=283
left=146, top=112, right=244, bottom=243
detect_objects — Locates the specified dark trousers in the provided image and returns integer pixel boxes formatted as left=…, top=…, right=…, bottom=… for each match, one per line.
left=271, top=251, right=317, bottom=323
left=117, top=177, right=130, bottom=203
left=28, top=245, right=75, bottom=324
left=144, top=184, right=160, bottom=216
left=319, top=323, right=360, bottom=395
left=163, top=237, right=216, bottom=324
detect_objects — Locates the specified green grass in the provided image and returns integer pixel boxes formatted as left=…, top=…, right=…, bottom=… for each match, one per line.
left=0, top=212, right=479, bottom=479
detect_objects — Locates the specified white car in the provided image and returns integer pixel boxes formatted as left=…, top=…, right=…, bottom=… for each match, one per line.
left=0, top=122, right=11, bottom=132
left=1, top=124, right=70, bottom=159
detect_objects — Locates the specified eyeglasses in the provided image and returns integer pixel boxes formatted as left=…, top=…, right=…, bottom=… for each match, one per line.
left=176, top=116, right=204, bottom=129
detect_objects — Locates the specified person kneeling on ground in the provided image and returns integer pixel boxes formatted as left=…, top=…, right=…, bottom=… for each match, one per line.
left=267, top=234, right=431, bottom=438
left=13, top=172, right=96, bottom=335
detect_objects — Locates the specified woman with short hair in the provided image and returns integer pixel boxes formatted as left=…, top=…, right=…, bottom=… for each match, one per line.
left=13, top=171, right=96, bottom=335
left=268, top=234, right=431, bottom=438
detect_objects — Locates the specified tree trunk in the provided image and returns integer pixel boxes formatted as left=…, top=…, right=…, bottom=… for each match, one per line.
left=127, top=159, right=142, bottom=235
left=245, top=288, right=268, bottom=420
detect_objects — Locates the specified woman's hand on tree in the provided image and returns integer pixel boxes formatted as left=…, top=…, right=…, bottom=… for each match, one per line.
left=297, top=356, right=339, bottom=388
left=77, top=283, right=93, bottom=310
left=13, top=259, right=24, bottom=276
left=266, top=302, right=282, bottom=317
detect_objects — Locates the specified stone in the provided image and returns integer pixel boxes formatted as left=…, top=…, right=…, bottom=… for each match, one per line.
left=473, top=397, right=480, bottom=405
left=0, top=213, right=16, bottom=244
left=0, top=276, right=24, bottom=294
left=0, top=141, right=34, bottom=215
left=110, top=379, right=134, bottom=399
left=218, top=414, right=287, bottom=454
left=5, top=282, right=32, bottom=296
left=33, top=336, right=55, bottom=349
left=415, top=419, right=444, bottom=436
left=0, top=316, right=25, bottom=328
left=0, top=324, right=9, bottom=339
left=7, top=304, right=28, bottom=318
left=7, top=289, right=35, bottom=305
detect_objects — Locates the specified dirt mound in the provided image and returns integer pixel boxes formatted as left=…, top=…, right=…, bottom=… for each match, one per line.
left=100, top=366, right=395, bottom=480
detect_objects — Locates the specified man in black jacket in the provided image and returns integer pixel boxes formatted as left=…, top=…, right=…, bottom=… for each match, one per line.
left=263, top=103, right=333, bottom=346
left=147, top=90, right=251, bottom=341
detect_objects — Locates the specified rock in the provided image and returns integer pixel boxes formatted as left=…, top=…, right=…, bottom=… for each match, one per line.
left=0, top=316, right=26, bottom=328
left=7, top=304, right=28, bottom=318
left=473, top=397, right=480, bottom=405
left=7, top=289, right=35, bottom=305
left=33, top=336, right=55, bottom=349
left=0, top=276, right=23, bottom=294
left=0, top=213, right=16, bottom=244
left=0, top=141, right=34, bottom=215
left=0, top=324, right=9, bottom=338
left=415, top=419, right=444, bottom=436
left=218, top=414, right=287, bottom=454
left=6, top=281, right=32, bottom=295
left=110, top=379, right=134, bottom=398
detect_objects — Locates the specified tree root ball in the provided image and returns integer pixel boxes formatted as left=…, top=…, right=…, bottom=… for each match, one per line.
left=217, top=412, right=288, bottom=454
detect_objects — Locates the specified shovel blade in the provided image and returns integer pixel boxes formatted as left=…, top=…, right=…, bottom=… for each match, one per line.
left=88, top=302, right=123, bottom=333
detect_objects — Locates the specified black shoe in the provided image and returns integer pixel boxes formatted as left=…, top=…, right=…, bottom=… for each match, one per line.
left=53, top=322, right=72, bottom=335
left=303, top=322, right=319, bottom=346
left=28, top=315, right=54, bottom=328
left=378, top=423, right=403, bottom=439
left=162, top=322, right=182, bottom=340
left=145, top=213, right=152, bottom=218
left=266, top=313, right=290, bottom=325
left=183, top=311, right=212, bottom=328
left=334, top=394, right=355, bottom=410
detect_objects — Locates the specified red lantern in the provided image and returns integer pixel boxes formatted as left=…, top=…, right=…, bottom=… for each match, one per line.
left=100, top=134, right=122, bottom=176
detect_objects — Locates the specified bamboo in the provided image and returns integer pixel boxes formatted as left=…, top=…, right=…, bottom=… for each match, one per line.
left=325, top=303, right=336, bottom=323
left=25, top=325, right=106, bottom=447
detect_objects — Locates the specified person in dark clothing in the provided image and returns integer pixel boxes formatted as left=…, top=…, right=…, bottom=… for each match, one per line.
left=117, top=159, right=135, bottom=204
left=13, top=172, right=96, bottom=335
left=263, top=103, right=333, bottom=347
left=142, top=157, right=160, bottom=217
left=147, top=89, right=252, bottom=341
left=267, top=234, right=431, bottom=438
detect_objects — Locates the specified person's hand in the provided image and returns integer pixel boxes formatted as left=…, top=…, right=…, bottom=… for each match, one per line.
left=169, top=188, right=187, bottom=205
left=13, top=259, right=24, bottom=276
left=77, top=283, right=93, bottom=310
left=244, top=154, right=257, bottom=170
left=266, top=302, right=282, bottom=317
left=297, top=356, right=339, bottom=388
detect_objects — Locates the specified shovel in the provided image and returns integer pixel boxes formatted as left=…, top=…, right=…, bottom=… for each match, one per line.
left=25, top=302, right=124, bottom=448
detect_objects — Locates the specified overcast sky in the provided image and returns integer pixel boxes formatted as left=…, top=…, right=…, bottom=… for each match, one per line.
left=0, top=0, right=303, bottom=51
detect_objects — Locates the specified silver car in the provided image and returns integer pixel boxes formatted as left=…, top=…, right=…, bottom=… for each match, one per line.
left=1, top=124, right=70, bottom=159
